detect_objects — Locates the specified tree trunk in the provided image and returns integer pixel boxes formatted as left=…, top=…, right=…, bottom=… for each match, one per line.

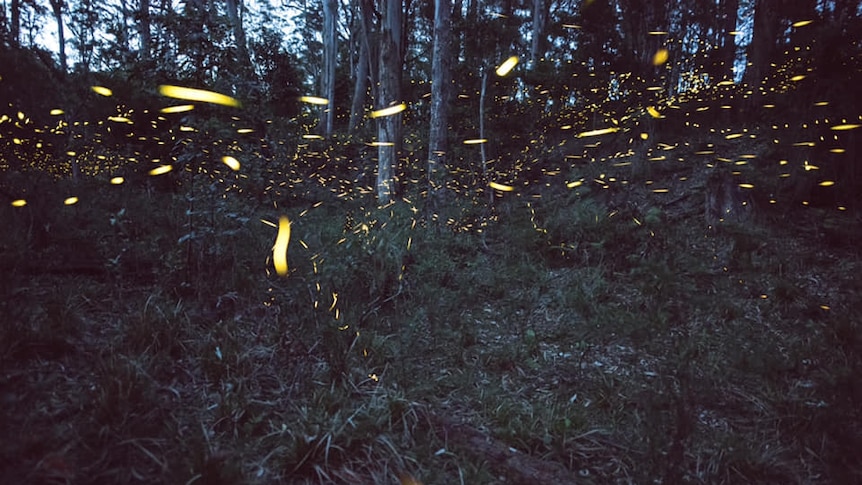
left=139, top=0, right=151, bottom=59
left=348, top=31, right=369, bottom=133
left=10, top=0, right=20, bottom=46
left=50, top=0, right=67, bottom=74
left=322, top=0, right=338, bottom=136
left=530, top=0, right=547, bottom=68
left=427, top=0, right=452, bottom=195
left=715, top=0, right=739, bottom=81
left=376, top=0, right=403, bottom=204
left=226, top=0, right=251, bottom=70
left=742, top=0, right=780, bottom=90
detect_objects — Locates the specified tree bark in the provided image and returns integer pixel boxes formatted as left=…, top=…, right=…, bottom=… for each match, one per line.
left=226, top=0, right=251, bottom=70
left=376, top=0, right=403, bottom=204
left=530, top=0, right=547, bottom=68
left=10, top=0, right=21, bottom=46
left=322, top=0, right=338, bottom=136
left=742, top=0, right=780, bottom=89
left=139, top=0, right=151, bottom=59
left=427, top=0, right=452, bottom=195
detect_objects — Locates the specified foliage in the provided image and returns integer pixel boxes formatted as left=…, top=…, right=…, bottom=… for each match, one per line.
left=1, top=0, right=861, bottom=483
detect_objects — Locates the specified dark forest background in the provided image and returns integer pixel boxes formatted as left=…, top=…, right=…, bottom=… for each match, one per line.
left=1, top=1, right=861, bottom=484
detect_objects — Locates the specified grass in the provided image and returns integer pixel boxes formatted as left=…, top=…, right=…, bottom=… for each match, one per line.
left=1, top=145, right=861, bottom=484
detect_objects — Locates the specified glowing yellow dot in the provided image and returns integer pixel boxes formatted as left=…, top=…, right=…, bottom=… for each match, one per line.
left=91, top=86, right=113, bottom=96
left=222, top=156, right=241, bottom=171
left=149, top=165, right=173, bottom=176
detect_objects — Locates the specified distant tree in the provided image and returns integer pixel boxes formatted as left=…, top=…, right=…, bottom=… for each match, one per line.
left=427, top=0, right=452, bottom=197
left=10, top=0, right=21, bottom=46
left=68, top=0, right=101, bottom=73
left=225, top=0, right=252, bottom=71
left=742, top=0, right=781, bottom=90
left=321, top=0, right=338, bottom=136
left=376, top=0, right=404, bottom=204
left=48, top=0, right=67, bottom=74
left=139, top=0, right=151, bottom=60
left=530, top=0, right=548, bottom=68
left=348, top=0, right=373, bottom=133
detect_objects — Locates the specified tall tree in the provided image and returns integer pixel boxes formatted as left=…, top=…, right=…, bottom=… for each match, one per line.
left=427, top=0, right=452, bottom=196
left=376, top=0, right=403, bottom=204
left=10, top=0, right=21, bottom=46
left=348, top=0, right=372, bottom=133
left=530, top=0, right=548, bottom=68
left=49, top=0, right=67, bottom=74
left=711, top=0, right=740, bottom=81
left=69, top=0, right=100, bottom=73
left=321, top=0, right=338, bottom=136
left=225, top=0, right=252, bottom=70
left=139, top=0, right=151, bottom=59
left=742, top=0, right=781, bottom=90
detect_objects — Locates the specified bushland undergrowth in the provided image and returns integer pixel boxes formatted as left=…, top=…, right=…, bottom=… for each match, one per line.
left=1, top=142, right=861, bottom=484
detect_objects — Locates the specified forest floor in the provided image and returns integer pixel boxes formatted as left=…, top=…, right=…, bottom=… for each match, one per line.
left=1, top=136, right=861, bottom=484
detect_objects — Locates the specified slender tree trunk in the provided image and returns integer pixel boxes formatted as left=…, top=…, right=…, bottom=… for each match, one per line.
left=427, top=0, right=452, bottom=195
left=716, top=0, right=739, bottom=80
left=742, top=0, right=780, bottom=89
left=530, top=0, right=547, bottom=68
left=479, top=67, right=487, bottom=177
left=50, top=0, right=67, bottom=74
left=10, top=0, right=21, bottom=46
left=376, top=0, right=402, bottom=204
left=226, top=0, right=251, bottom=69
left=348, top=35, right=369, bottom=133
left=322, top=0, right=338, bottom=136
left=139, top=0, right=150, bottom=59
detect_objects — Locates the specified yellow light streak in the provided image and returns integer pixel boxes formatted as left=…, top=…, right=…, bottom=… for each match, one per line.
left=64, top=197, right=79, bottom=205
left=300, top=96, right=329, bottom=105
left=11, top=199, right=27, bottom=207
left=160, top=104, right=195, bottom=114
left=110, top=177, right=125, bottom=185
left=149, top=165, right=173, bottom=175
left=273, top=216, right=291, bottom=276
left=463, top=138, right=487, bottom=144
left=370, top=103, right=406, bottom=118
left=158, top=85, right=241, bottom=107
left=91, top=86, right=113, bottom=96
left=576, top=127, right=619, bottom=138
left=489, top=182, right=514, bottom=192
left=495, top=56, right=519, bottom=76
